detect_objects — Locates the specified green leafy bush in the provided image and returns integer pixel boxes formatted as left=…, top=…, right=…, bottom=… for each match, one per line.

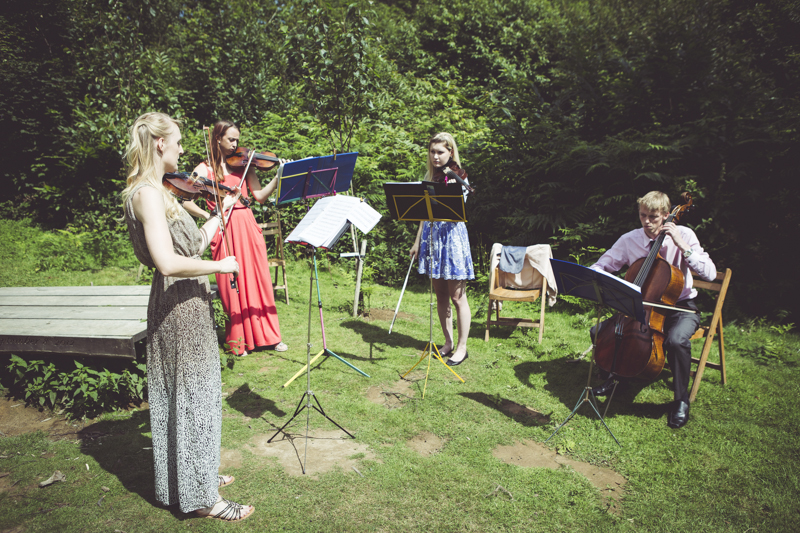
left=39, top=226, right=135, bottom=272
left=728, top=320, right=799, bottom=366
left=4, top=354, right=147, bottom=418
left=212, top=298, right=229, bottom=329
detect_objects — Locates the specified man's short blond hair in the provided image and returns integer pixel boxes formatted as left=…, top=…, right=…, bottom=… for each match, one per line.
left=637, top=191, right=671, bottom=215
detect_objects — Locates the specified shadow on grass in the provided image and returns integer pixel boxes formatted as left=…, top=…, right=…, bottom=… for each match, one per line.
left=77, top=409, right=196, bottom=520
left=79, top=403, right=277, bottom=521
left=513, top=359, right=672, bottom=420
left=341, top=318, right=431, bottom=352
left=482, top=324, right=535, bottom=343
left=226, top=383, right=286, bottom=420
left=460, top=391, right=552, bottom=427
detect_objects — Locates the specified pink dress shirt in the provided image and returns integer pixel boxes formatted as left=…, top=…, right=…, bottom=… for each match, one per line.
left=590, top=226, right=716, bottom=301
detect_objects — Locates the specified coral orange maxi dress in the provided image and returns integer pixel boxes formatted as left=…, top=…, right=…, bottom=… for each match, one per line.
left=205, top=165, right=282, bottom=355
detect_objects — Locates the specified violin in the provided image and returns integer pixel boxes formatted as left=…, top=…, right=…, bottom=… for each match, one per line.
left=162, top=172, right=249, bottom=207
left=594, top=193, right=694, bottom=381
left=432, top=160, right=474, bottom=193
left=226, top=147, right=280, bottom=171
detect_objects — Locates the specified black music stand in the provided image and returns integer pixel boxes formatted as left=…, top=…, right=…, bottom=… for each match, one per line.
left=544, top=259, right=645, bottom=446
left=383, top=181, right=468, bottom=398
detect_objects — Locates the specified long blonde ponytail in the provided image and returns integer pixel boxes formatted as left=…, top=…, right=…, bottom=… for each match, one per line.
left=121, top=112, right=183, bottom=220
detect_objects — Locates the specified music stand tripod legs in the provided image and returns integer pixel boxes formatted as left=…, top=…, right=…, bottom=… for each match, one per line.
left=546, top=299, right=621, bottom=447
left=283, top=250, right=370, bottom=388
left=268, top=248, right=355, bottom=474
left=401, top=222, right=464, bottom=398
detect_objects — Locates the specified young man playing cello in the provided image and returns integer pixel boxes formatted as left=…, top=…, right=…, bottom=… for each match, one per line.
left=589, top=191, right=716, bottom=428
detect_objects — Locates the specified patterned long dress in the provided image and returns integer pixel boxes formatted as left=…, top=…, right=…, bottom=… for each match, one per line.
left=124, top=184, right=221, bottom=513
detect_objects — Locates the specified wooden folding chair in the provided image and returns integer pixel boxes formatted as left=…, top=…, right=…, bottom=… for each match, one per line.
left=484, top=244, right=552, bottom=344
left=259, top=212, right=289, bottom=305
left=687, top=268, right=732, bottom=402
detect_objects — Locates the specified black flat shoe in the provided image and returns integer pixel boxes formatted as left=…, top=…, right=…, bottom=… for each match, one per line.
left=446, top=351, right=468, bottom=366
left=591, top=378, right=618, bottom=397
left=668, top=400, right=690, bottom=428
left=437, top=349, right=452, bottom=360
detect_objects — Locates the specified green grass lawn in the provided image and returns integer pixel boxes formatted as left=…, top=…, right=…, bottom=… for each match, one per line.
left=1, top=250, right=799, bottom=532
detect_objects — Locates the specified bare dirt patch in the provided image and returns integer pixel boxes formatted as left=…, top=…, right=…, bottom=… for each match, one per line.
left=407, top=431, right=446, bottom=457
left=493, top=440, right=626, bottom=513
left=365, top=379, right=416, bottom=409
left=246, top=429, right=376, bottom=478
left=220, top=448, right=243, bottom=471
left=0, top=396, right=77, bottom=439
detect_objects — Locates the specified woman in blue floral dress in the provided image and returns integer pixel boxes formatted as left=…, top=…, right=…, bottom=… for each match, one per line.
left=409, top=132, right=474, bottom=366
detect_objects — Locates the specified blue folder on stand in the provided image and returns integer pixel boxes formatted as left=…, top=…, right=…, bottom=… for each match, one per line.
left=549, top=259, right=645, bottom=323
left=276, top=153, right=358, bottom=205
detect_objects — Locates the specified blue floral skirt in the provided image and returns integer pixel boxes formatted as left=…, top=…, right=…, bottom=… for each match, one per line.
left=418, top=221, right=475, bottom=280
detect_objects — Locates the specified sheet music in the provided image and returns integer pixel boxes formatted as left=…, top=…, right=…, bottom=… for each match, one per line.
left=285, top=195, right=381, bottom=249
left=594, top=268, right=642, bottom=293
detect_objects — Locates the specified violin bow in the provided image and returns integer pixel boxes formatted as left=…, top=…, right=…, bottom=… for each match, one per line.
left=221, top=148, right=256, bottom=226
left=204, top=125, right=239, bottom=293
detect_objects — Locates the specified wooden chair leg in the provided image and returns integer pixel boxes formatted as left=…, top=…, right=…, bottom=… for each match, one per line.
left=485, top=299, right=493, bottom=342
left=281, top=264, right=289, bottom=304
left=689, top=330, right=716, bottom=403
left=538, top=288, right=546, bottom=344
left=718, top=317, right=726, bottom=385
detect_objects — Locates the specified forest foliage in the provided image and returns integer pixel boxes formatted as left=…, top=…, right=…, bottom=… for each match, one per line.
left=1, top=0, right=798, bottom=321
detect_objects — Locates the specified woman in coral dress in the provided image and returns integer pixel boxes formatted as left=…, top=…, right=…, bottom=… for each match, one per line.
left=184, top=120, right=288, bottom=356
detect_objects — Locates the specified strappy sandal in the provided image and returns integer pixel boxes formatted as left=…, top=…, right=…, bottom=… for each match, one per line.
left=218, top=475, right=234, bottom=488
left=195, top=498, right=254, bottom=522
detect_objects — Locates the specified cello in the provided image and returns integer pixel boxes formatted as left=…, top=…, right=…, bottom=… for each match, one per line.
left=593, top=193, right=694, bottom=381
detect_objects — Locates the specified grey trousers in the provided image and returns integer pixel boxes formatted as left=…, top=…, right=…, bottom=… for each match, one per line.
left=662, top=299, right=701, bottom=402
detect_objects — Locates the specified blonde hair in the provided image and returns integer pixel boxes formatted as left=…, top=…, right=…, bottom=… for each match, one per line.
left=121, top=112, right=183, bottom=221
left=637, top=191, right=671, bottom=215
left=424, top=132, right=461, bottom=181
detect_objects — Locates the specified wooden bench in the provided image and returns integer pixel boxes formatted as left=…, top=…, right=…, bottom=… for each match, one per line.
left=0, top=285, right=216, bottom=360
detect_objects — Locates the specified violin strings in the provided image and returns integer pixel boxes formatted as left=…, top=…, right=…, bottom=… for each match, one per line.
left=633, top=210, right=678, bottom=287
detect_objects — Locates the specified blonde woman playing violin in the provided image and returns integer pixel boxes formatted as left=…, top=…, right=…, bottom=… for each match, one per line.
left=121, top=112, right=253, bottom=521
left=409, top=132, right=475, bottom=366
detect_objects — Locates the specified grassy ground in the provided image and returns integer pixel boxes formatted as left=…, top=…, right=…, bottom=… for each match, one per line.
left=1, top=247, right=799, bottom=532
